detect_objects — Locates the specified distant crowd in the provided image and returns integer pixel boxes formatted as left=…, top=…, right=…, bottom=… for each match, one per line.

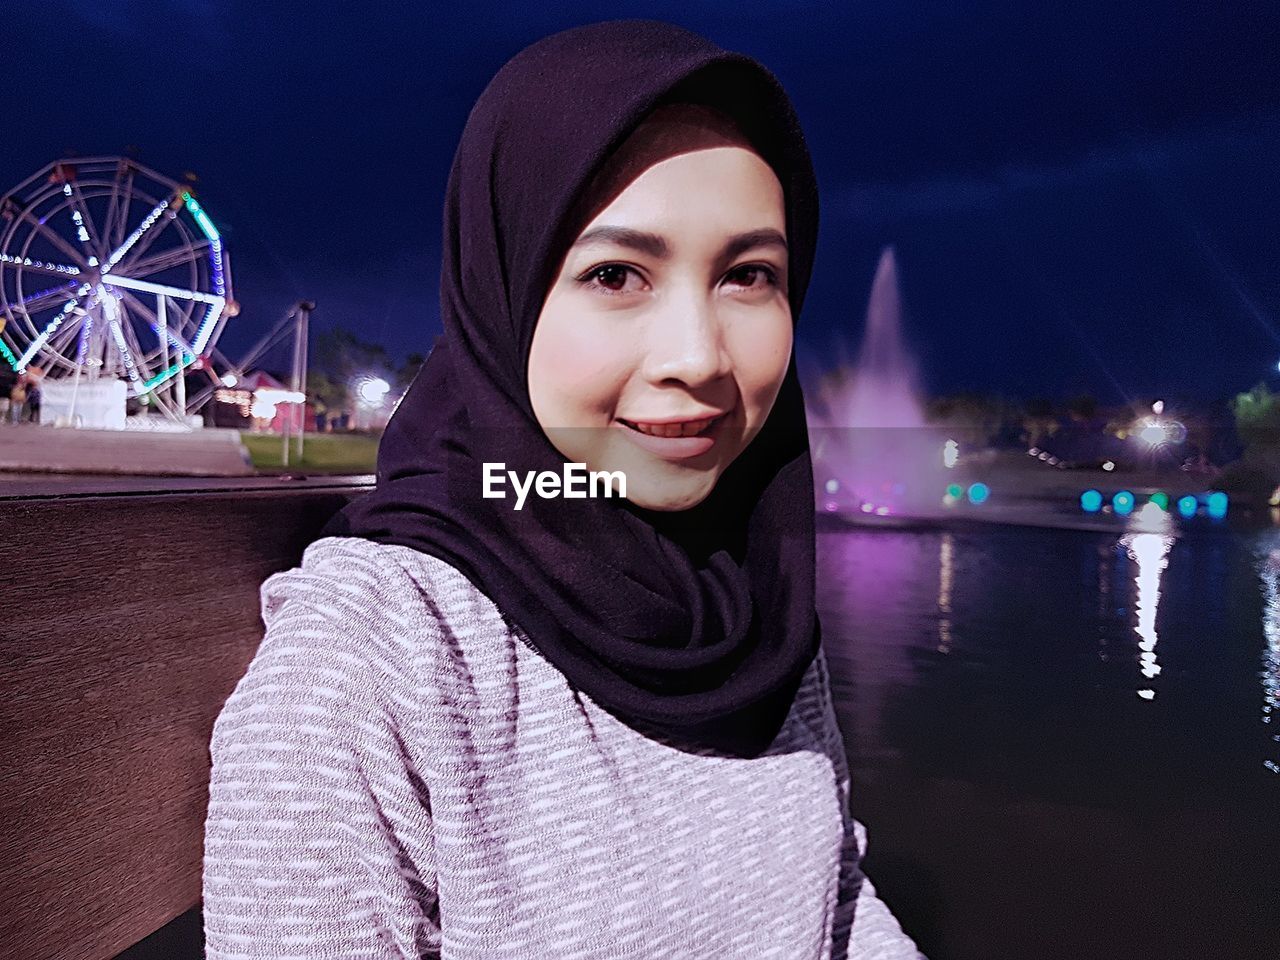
left=0, top=364, right=43, bottom=424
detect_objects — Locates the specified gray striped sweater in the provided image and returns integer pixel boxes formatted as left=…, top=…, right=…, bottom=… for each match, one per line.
left=203, top=535, right=924, bottom=959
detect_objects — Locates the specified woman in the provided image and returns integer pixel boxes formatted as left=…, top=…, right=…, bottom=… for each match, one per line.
left=204, top=19, right=924, bottom=959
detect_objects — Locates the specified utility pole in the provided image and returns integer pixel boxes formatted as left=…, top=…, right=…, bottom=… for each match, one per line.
left=281, top=300, right=313, bottom=468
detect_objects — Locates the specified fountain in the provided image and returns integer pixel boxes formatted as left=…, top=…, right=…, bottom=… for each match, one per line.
left=807, top=246, right=953, bottom=519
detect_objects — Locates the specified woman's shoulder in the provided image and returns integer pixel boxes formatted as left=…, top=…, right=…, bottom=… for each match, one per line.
left=262, top=533, right=462, bottom=610
left=257, top=535, right=484, bottom=643
left=243, top=535, right=500, bottom=703
left=215, top=535, right=524, bottom=756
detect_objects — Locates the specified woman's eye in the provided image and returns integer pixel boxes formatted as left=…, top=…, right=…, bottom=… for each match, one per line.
left=724, top=264, right=779, bottom=290
left=580, top=263, right=645, bottom=295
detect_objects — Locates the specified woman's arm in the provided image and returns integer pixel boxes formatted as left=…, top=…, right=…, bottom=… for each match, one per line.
left=203, top=563, right=441, bottom=959
left=814, top=648, right=928, bottom=960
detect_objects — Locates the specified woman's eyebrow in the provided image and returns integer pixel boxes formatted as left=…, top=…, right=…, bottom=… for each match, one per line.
left=570, top=226, right=787, bottom=261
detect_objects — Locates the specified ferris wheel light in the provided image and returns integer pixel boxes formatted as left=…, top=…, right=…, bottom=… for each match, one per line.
left=1, top=157, right=236, bottom=410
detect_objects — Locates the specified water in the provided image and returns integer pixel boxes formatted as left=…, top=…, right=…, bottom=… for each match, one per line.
left=818, top=519, right=1279, bottom=960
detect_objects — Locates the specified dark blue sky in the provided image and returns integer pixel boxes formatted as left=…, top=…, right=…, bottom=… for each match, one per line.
left=5, top=1, right=1277, bottom=402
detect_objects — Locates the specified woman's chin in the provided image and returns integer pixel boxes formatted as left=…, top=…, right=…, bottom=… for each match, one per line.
left=620, top=472, right=719, bottom=512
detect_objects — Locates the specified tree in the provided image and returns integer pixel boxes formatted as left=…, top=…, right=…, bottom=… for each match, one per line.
left=395, top=352, right=425, bottom=394
left=306, top=370, right=350, bottom=420
left=312, top=327, right=393, bottom=387
left=305, top=326, right=396, bottom=428
left=1232, top=382, right=1280, bottom=447
left=924, top=392, right=1010, bottom=447
left=1066, top=394, right=1098, bottom=421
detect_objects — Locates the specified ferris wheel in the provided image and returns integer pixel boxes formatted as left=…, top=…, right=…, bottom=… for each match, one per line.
left=0, top=157, right=236, bottom=423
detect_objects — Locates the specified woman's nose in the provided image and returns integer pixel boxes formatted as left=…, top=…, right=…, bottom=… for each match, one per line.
left=641, top=291, right=732, bottom=388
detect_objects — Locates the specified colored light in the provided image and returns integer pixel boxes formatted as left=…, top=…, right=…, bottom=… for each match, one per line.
left=1207, top=491, right=1229, bottom=519
left=968, top=482, right=989, bottom=505
left=1150, top=492, right=1169, bottom=511
left=143, top=356, right=194, bottom=390
left=1081, top=489, right=1103, bottom=513
left=946, top=483, right=963, bottom=499
left=181, top=191, right=222, bottom=241
left=1177, top=495, right=1198, bottom=518
left=1113, top=490, right=1135, bottom=515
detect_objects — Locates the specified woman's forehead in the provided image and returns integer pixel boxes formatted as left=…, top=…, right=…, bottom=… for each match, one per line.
left=569, top=101, right=767, bottom=235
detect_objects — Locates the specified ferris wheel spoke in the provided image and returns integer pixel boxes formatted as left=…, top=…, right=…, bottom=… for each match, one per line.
left=120, top=239, right=214, bottom=279
left=47, top=310, right=84, bottom=359
left=15, top=292, right=85, bottom=369
left=66, top=182, right=103, bottom=258
left=116, top=289, right=197, bottom=361
left=14, top=281, right=82, bottom=315
left=106, top=313, right=145, bottom=393
left=115, top=301, right=159, bottom=382
left=102, top=197, right=170, bottom=273
left=101, top=165, right=133, bottom=252
left=0, top=253, right=83, bottom=278
left=13, top=206, right=89, bottom=268
left=115, top=198, right=180, bottom=273
left=105, top=274, right=223, bottom=306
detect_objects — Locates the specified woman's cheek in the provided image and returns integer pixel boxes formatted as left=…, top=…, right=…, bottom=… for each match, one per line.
left=734, top=312, right=792, bottom=400
left=534, top=307, right=620, bottom=422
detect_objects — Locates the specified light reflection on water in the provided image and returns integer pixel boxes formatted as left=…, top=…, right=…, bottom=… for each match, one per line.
left=818, top=515, right=1275, bottom=778
left=1256, top=546, right=1280, bottom=775
left=936, top=531, right=954, bottom=654
left=1120, top=502, right=1176, bottom=700
left=816, top=517, right=1278, bottom=958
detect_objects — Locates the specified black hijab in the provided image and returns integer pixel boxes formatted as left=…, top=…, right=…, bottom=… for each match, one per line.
left=321, top=19, right=822, bottom=758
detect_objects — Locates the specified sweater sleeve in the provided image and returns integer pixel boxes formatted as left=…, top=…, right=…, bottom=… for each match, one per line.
left=203, top=559, right=442, bottom=959
left=815, top=648, right=928, bottom=960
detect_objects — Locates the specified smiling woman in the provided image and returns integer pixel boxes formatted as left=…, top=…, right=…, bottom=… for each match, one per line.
left=203, top=17, right=924, bottom=960
left=529, top=100, right=793, bottom=512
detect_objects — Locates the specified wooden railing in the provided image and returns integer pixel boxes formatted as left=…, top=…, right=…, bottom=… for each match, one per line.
left=0, top=478, right=371, bottom=960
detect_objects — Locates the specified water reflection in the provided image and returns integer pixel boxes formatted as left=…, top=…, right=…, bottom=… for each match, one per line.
left=1258, top=548, right=1280, bottom=774
left=1120, top=503, right=1176, bottom=700
left=817, top=518, right=1277, bottom=958
left=937, top=532, right=954, bottom=654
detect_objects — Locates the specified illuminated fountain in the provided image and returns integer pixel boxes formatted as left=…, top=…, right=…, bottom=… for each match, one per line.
left=808, top=246, right=953, bottom=518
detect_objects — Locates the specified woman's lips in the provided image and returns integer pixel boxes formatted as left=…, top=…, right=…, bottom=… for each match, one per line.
left=615, top=413, right=727, bottom=460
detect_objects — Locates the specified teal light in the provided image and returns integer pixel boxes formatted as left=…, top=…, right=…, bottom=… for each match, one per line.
left=1177, top=495, right=1198, bottom=518
left=143, top=352, right=194, bottom=390
left=0, top=339, right=18, bottom=370
left=1150, top=491, right=1169, bottom=511
left=968, top=482, right=990, bottom=505
left=1207, top=491, right=1229, bottom=519
left=181, top=191, right=221, bottom=241
left=1080, top=489, right=1103, bottom=513
left=946, top=483, right=963, bottom=499
left=1113, top=490, right=1135, bottom=516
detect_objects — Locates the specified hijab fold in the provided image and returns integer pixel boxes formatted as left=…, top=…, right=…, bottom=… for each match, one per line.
left=321, top=19, right=822, bottom=758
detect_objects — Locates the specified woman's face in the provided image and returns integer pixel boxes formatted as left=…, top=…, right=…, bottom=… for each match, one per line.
left=528, top=106, right=792, bottom=511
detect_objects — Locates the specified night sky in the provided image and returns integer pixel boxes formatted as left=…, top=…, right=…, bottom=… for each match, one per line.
left=5, top=1, right=1278, bottom=404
